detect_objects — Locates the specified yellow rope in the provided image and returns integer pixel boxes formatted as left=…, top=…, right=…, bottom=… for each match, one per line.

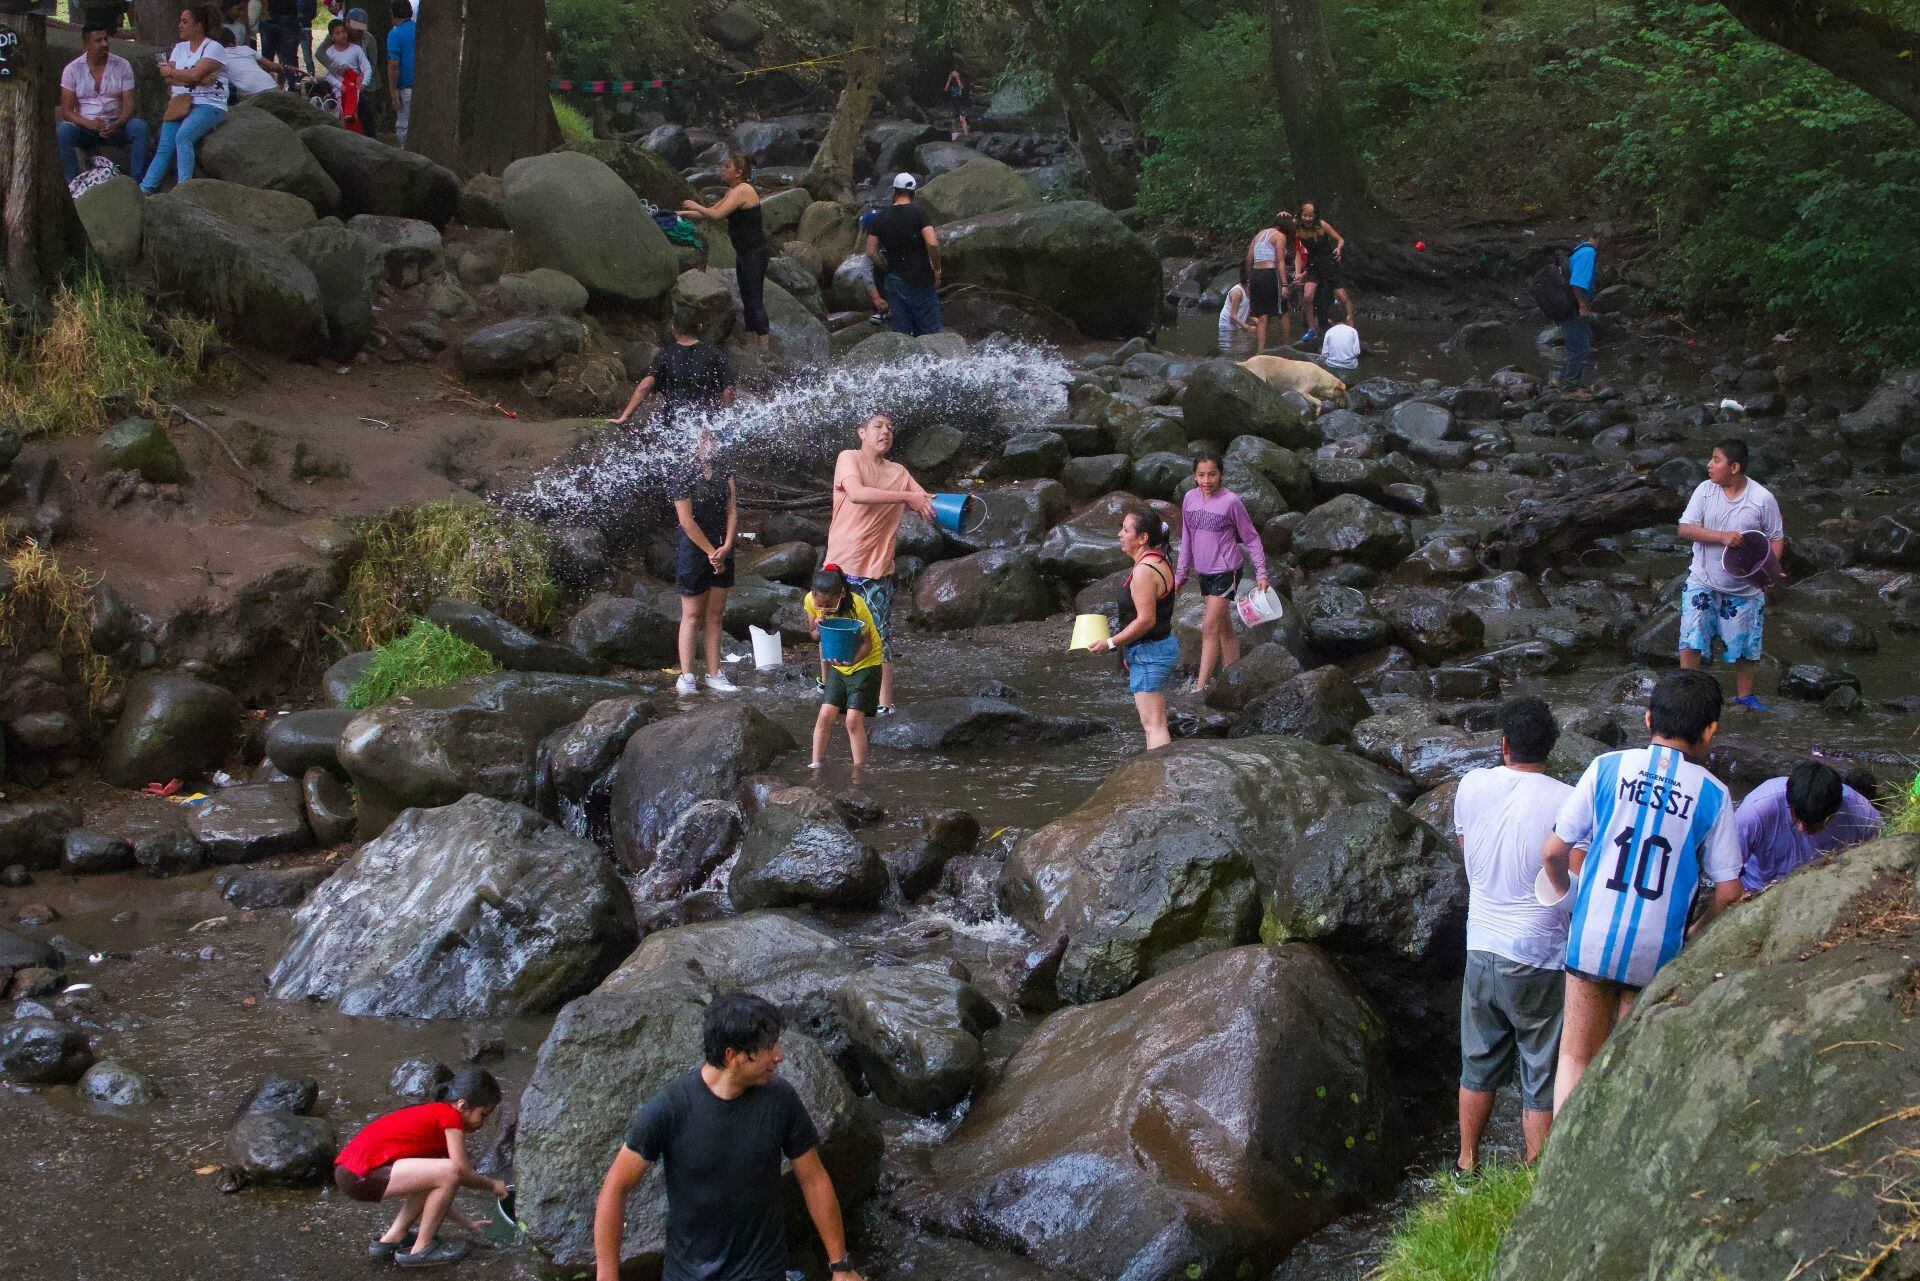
left=734, top=45, right=875, bottom=83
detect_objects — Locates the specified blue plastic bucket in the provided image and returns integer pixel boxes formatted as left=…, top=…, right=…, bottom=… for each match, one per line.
left=818, top=617, right=865, bottom=665
left=930, top=492, right=984, bottom=535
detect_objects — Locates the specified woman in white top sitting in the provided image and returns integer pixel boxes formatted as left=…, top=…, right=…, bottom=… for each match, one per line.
left=1217, top=273, right=1254, bottom=355
left=141, top=5, right=232, bottom=194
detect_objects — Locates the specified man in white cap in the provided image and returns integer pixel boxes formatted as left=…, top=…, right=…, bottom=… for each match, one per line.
left=864, top=173, right=942, bottom=337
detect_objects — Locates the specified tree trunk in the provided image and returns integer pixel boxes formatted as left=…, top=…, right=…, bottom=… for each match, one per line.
left=407, top=0, right=461, bottom=167
left=456, top=0, right=557, bottom=175
left=1267, top=0, right=1396, bottom=237
left=129, top=0, right=171, bottom=46
left=1005, top=0, right=1137, bottom=209
left=1715, top=0, right=1920, bottom=126
left=0, top=15, right=83, bottom=319
left=800, top=0, right=887, bottom=202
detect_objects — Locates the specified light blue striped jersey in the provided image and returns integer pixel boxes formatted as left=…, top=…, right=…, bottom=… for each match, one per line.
left=1553, top=744, right=1741, bottom=988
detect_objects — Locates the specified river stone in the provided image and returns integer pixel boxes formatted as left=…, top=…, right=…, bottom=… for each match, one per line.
left=197, top=105, right=340, bottom=212
left=888, top=809, right=982, bottom=901
left=1059, top=453, right=1131, bottom=500
left=268, top=795, right=634, bottom=1018
left=281, top=223, right=385, bottom=360
left=729, top=787, right=887, bottom=911
left=323, top=653, right=375, bottom=706
left=940, top=201, right=1159, bottom=338
left=916, top=549, right=1059, bottom=628
left=136, top=197, right=326, bottom=358
left=187, top=782, right=312, bottom=863
left=170, top=178, right=318, bottom=238
left=869, top=697, right=1105, bottom=750
left=608, top=912, right=858, bottom=1016
left=1203, top=642, right=1306, bottom=714
left=948, top=479, right=1069, bottom=553
left=228, top=1111, right=335, bottom=1185
left=79, top=1059, right=159, bottom=1106
left=495, top=268, right=589, bottom=317
left=912, top=945, right=1397, bottom=1278
left=997, top=430, right=1068, bottom=480
left=565, top=592, right=681, bottom=668
left=1181, top=359, right=1317, bottom=449
left=1230, top=668, right=1372, bottom=745
left=1777, top=663, right=1861, bottom=701
left=1375, top=588, right=1487, bottom=662
left=239, top=1074, right=319, bottom=1116
left=834, top=964, right=1000, bottom=1114
left=61, top=830, right=135, bottom=876
left=719, top=270, right=830, bottom=367
left=1226, top=435, right=1312, bottom=509
left=96, top=418, right=187, bottom=484
left=0, top=1018, right=94, bottom=1084
left=1491, top=834, right=1920, bottom=1281
left=339, top=672, right=632, bottom=838
left=455, top=314, right=587, bottom=377
left=503, top=151, right=676, bottom=303
left=533, top=696, right=654, bottom=819
left=1001, top=736, right=1413, bottom=1003
left=346, top=213, right=443, bottom=286
left=609, top=703, right=795, bottom=877
left=265, top=708, right=354, bottom=778
left=1385, top=399, right=1456, bottom=445
left=0, top=803, right=80, bottom=873
left=300, top=125, right=460, bottom=225
left=73, top=175, right=142, bottom=270
left=390, top=1056, right=452, bottom=1102
left=100, top=674, right=242, bottom=789
left=1292, top=494, right=1414, bottom=570
left=302, top=768, right=357, bottom=846
left=0, top=927, right=58, bottom=975
left=918, top=156, right=1037, bottom=225
left=222, top=864, right=330, bottom=909
left=426, top=598, right=602, bottom=675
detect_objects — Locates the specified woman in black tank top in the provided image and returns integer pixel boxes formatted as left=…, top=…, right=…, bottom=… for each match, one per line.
left=1086, top=506, right=1178, bottom=749
left=681, top=151, right=770, bottom=348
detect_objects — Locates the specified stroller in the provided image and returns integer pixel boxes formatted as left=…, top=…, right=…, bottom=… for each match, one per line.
left=305, top=66, right=365, bottom=134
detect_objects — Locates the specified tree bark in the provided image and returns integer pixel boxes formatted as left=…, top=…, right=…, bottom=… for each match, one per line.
left=1005, top=0, right=1137, bottom=209
left=456, top=0, right=556, bottom=175
left=1715, top=0, right=1920, bottom=126
left=407, top=0, right=461, bottom=167
left=1267, top=0, right=1396, bottom=237
left=129, top=0, right=172, bottom=47
left=800, top=0, right=888, bottom=202
left=0, top=15, right=83, bottom=319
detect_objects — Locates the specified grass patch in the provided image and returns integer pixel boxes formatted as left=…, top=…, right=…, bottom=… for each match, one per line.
left=346, top=619, right=498, bottom=709
left=1886, top=776, right=1920, bottom=837
left=0, top=271, right=224, bottom=439
left=0, top=542, right=114, bottom=712
left=552, top=96, right=592, bottom=143
left=1373, top=1162, right=1536, bottom=1281
left=342, top=499, right=558, bottom=650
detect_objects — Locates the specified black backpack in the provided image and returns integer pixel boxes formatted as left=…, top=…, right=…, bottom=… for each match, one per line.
left=1529, top=257, right=1578, bottom=322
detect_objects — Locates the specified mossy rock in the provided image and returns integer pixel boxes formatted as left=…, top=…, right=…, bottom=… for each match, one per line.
left=97, top=418, right=187, bottom=484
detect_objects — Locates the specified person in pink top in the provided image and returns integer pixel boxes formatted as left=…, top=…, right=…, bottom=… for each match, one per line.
left=57, top=24, right=149, bottom=184
left=822, top=413, right=933, bottom=715
left=1174, top=447, right=1268, bottom=691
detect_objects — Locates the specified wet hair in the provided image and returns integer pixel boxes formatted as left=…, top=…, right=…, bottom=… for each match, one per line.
left=1786, top=761, right=1844, bottom=829
left=1499, top=697, right=1559, bottom=765
left=670, top=304, right=702, bottom=337
left=391, top=0, right=412, bottom=16
left=723, top=150, right=752, bottom=180
left=1192, top=445, right=1223, bottom=474
left=811, top=567, right=848, bottom=602
left=444, top=1066, right=501, bottom=1111
left=1713, top=438, right=1749, bottom=473
left=1123, top=505, right=1171, bottom=551
left=1648, top=669, right=1723, bottom=745
left=702, top=991, right=784, bottom=1067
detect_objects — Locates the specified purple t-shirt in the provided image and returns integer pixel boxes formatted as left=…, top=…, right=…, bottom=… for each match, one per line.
left=1175, top=486, right=1266, bottom=585
left=1736, top=775, right=1882, bottom=892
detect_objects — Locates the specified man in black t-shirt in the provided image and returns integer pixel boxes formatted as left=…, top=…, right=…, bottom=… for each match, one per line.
left=865, top=173, right=943, bottom=337
left=609, top=307, right=735, bottom=431
left=593, top=993, right=867, bottom=1281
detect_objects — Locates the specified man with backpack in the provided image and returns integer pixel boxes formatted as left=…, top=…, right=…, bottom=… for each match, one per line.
left=1530, top=226, right=1605, bottom=398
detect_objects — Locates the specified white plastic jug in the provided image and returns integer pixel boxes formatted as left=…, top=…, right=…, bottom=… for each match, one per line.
left=1233, top=584, right=1285, bottom=627
left=749, top=625, right=783, bottom=671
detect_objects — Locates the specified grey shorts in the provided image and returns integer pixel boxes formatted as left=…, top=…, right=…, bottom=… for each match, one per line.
left=1460, top=950, right=1564, bottom=1111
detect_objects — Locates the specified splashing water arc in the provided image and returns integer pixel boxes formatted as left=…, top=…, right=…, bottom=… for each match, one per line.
left=505, top=340, right=1075, bottom=532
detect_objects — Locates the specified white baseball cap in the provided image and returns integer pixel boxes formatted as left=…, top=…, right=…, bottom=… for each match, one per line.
left=892, top=173, right=918, bottom=191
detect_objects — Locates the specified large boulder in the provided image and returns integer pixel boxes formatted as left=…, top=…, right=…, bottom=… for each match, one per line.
left=73, top=175, right=143, bottom=270
left=834, top=964, right=1000, bottom=1114
left=717, top=269, right=829, bottom=366
left=99, top=674, right=243, bottom=789
left=564, top=592, right=681, bottom=668
left=915, top=549, right=1060, bottom=628
left=300, top=125, right=460, bottom=225
left=425, top=598, right=601, bottom=675
left=909, top=945, right=1398, bottom=1278
left=1181, top=359, right=1317, bottom=449
left=187, top=782, right=313, bottom=863
left=1000, top=736, right=1413, bottom=1003
left=940, top=201, right=1160, bottom=338
left=560, top=137, right=696, bottom=210
left=197, top=104, right=340, bottom=213
left=455, top=315, right=587, bottom=377
left=267, top=795, right=635, bottom=1018
left=918, top=156, right=1037, bottom=226
left=1230, top=667, right=1372, bottom=744
left=338, top=672, right=634, bottom=837
left=1292, top=494, right=1414, bottom=570
left=168, top=178, right=317, bottom=238
left=608, top=703, right=795, bottom=878
left=281, top=223, right=384, bottom=360
left=503, top=151, right=677, bottom=304
left=1492, top=835, right=1920, bottom=1281
left=136, top=197, right=326, bottom=357
left=729, top=786, right=888, bottom=911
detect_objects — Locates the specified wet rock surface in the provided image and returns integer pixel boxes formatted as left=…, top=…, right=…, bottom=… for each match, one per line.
left=834, top=964, right=1000, bottom=1114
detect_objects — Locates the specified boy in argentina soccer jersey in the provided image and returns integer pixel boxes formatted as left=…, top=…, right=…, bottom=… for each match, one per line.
left=1540, top=670, right=1744, bottom=1114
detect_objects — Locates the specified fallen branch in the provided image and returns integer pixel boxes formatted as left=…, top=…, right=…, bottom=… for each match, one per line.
left=163, top=402, right=312, bottom=515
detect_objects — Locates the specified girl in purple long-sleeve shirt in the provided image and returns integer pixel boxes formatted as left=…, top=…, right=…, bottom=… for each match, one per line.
left=1175, top=448, right=1270, bottom=691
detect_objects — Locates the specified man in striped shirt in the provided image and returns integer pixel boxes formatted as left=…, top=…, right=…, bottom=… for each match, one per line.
left=1540, top=670, right=1743, bottom=1113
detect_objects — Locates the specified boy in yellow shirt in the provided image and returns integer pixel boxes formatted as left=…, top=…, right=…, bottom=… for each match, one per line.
left=802, top=567, right=884, bottom=770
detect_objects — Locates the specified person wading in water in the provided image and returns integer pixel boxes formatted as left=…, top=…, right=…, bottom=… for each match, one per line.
left=1086, top=506, right=1178, bottom=749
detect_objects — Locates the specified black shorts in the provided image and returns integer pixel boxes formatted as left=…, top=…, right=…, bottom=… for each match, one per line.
left=1248, top=268, right=1282, bottom=318
left=1566, top=965, right=1643, bottom=996
left=334, top=1163, right=392, bottom=1203
left=1308, top=262, right=1345, bottom=292
left=1197, top=570, right=1240, bottom=598
left=675, top=539, right=735, bottom=596
left=824, top=665, right=881, bottom=716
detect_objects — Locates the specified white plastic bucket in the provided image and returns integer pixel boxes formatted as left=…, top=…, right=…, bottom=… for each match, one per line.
left=749, top=626, right=783, bottom=671
left=1534, top=867, right=1580, bottom=912
left=1233, top=584, right=1285, bottom=627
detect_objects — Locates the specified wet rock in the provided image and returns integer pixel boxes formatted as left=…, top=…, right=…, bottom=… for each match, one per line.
left=221, top=865, right=331, bottom=910
left=1059, top=452, right=1131, bottom=501
left=533, top=696, right=653, bottom=820
left=426, top=598, right=602, bottom=675
left=1484, top=477, right=1675, bottom=572
left=1375, top=588, right=1488, bottom=662
left=0, top=866, right=30, bottom=888
left=187, top=782, right=313, bottom=864
left=1203, top=642, right=1306, bottom=714
left=1001, top=736, right=1412, bottom=1003
left=1226, top=434, right=1313, bottom=508
left=910, top=946, right=1397, bottom=1278
left=834, top=964, right=1001, bottom=1114
left=1259, top=799, right=1462, bottom=964
left=97, top=418, right=188, bottom=484
left=940, top=201, right=1159, bottom=338
left=1292, top=494, right=1413, bottom=570
left=264, top=708, right=354, bottom=778
left=455, top=314, right=586, bottom=377
left=227, top=1111, right=335, bottom=1186
left=100, top=674, right=243, bottom=789
left=1836, top=373, right=1919, bottom=448
left=464, top=1025, right=506, bottom=1062
left=1034, top=520, right=1131, bottom=586
left=0, top=1017, right=93, bottom=1084
left=948, top=479, right=1069, bottom=552
left=868, top=698, right=1104, bottom=750
left=1230, top=668, right=1372, bottom=744
left=61, top=830, right=135, bottom=876
left=609, top=703, right=793, bottom=878
left=1181, top=358, right=1316, bottom=448
left=886, top=809, right=981, bottom=901
left=730, top=787, right=888, bottom=911
left=323, top=652, right=375, bottom=706
left=268, top=795, right=635, bottom=1018
left=996, top=430, right=1067, bottom=480
left=0, top=928, right=57, bottom=977
left=1457, top=571, right=1548, bottom=613
left=743, top=541, right=818, bottom=587
left=1127, top=449, right=1190, bottom=500
left=564, top=592, right=681, bottom=669
left=301, top=768, right=356, bottom=846
left=133, top=826, right=208, bottom=877
left=79, top=1059, right=159, bottom=1106
left=1804, top=612, right=1879, bottom=654
left=390, top=1056, right=453, bottom=1102
left=1858, top=514, right=1920, bottom=570
left=915, top=549, right=1060, bottom=628
left=238, top=1074, right=318, bottom=1117
left=0, top=802, right=81, bottom=872
left=1397, top=535, right=1481, bottom=585
left=1822, top=685, right=1864, bottom=717
left=1778, top=663, right=1861, bottom=701
left=1386, top=400, right=1456, bottom=445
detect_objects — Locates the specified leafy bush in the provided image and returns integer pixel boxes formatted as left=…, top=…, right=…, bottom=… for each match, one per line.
left=346, top=619, right=498, bottom=710
left=552, top=95, right=593, bottom=143
left=1375, top=1162, right=1537, bottom=1281
left=342, top=500, right=558, bottom=649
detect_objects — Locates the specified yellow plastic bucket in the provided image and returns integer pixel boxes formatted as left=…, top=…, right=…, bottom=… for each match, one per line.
left=1069, top=613, right=1111, bottom=651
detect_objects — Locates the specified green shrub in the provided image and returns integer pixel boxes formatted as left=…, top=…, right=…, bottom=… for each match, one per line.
left=1886, top=777, right=1920, bottom=837
left=346, top=619, right=498, bottom=709
left=1374, top=1162, right=1536, bottom=1281
left=342, top=500, right=558, bottom=649
left=552, top=95, right=593, bottom=143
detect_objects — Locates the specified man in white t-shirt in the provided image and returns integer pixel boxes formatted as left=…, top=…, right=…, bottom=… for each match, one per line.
left=1320, top=299, right=1360, bottom=371
left=1452, top=697, right=1572, bottom=1174
left=1676, top=437, right=1785, bottom=710
left=56, top=24, right=149, bottom=183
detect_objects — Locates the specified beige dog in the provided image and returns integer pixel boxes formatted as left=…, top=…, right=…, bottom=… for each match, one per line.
left=1238, top=355, right=1348, bottom=409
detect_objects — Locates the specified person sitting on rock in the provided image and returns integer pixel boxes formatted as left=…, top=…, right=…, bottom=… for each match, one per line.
left=333, top=1065, right=506, bottom=1269
left=1320, top=299, right=1361, bottom=372
left=593, top=991, right=867, bottom=1281
left=218, top=28, right=298, bottom=100
left=1737, top=760, right=1882, bottom=893
left=1540, top=669, right=1743, bottom=1114
left=803, top=566, right=883, bottom=772
left=1676, top=437, right=1785, bottom=711
left=56, top=23, right=150, bottom=186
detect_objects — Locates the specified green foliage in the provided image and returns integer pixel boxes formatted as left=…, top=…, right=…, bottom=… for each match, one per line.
left=547, top=0, right=697, bottom=82
left=1137, top=13, right=1290, bottom=238
left=342, top=500, right=558, bottom=650
left=346, top=619, right=498, bottom=710
left=552, top=96, right=593, bottom=143
left=1374, top=1162, right=1536, bottom=1281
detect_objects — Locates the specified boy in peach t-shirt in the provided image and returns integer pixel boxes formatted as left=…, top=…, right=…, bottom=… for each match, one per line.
left=822, top=413, right=933, bottom=714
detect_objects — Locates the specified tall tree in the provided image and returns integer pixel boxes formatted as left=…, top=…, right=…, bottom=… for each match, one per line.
left=130, top=0, right=172, bottom=47
left=407, top=0, right=461, bottom=166
left=0, top=14, right=83, bottom=317
left=1004, top=0, right=1137, bottom=209
left=801, top=0, right=890, bottom=202
left=1267, top=0, right=1394, bottom=236
left=456, top=0, right=556, bottom=174
left=1714, top=0, right=1920, bottom=126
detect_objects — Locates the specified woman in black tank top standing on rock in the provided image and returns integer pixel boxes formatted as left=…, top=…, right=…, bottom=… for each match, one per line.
left=1086, top=506, right=1179, bottom=750
left=682, top=151, right=770, bottom=351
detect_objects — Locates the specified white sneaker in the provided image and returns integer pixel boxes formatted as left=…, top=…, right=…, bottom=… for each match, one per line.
left=675, top=673, right=699, bottom=696
left=704, top=673, right=739, bottom=694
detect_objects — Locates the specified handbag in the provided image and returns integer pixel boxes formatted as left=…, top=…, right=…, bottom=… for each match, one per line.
left=164, top=92, right=193, bottom=122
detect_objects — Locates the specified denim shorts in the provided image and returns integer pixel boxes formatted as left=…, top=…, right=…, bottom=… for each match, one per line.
left=1125, top=633, right=1180, bottom=694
